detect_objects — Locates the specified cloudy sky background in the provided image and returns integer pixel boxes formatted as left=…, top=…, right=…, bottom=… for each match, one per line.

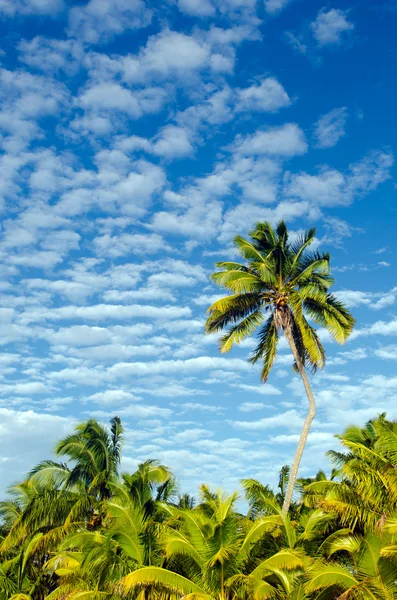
left=0, top=0, right=397, bottom=498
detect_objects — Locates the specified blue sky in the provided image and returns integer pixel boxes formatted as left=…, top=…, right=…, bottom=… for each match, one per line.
left=0, top=0, right=397, bottom=498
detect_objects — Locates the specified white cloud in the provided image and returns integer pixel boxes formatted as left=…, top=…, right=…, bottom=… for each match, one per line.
left=314, top=107, right=348, bottom=148
left=152, top=125, right=194, bottom=159
left=91, top=404, right=172, bottom=419
left=335, top=289, right=396, bottom=311
left=239, top=402, right=267, bottom=412
left=230, top=409, right=303, bottom=430
left=142, top=383, right=208, bottom=397
left=283, top=151, right=394, bottom=207
left=354, top=317, right=397, bottom=339
left=55, top=158, right=166, bottom=218
left=193, top=294, right=224, bottom=306
left=87, top=390, right=140, bottom=405
left=44, top=323, right=153, bottom=347
left=311, top=8, right=354, bottom=46
left=175, top=86, right=234, bottom=131
left=67, top=343, right=171, bottom=361
left=231, top=123, right=308, bottom=157
left=374, top=345, right=397, bottom=361
left=234, top=383, right=282, bottom=395
left=178, top=0, right=215, bottom=17
left=18, top=37, right=84, bottom=74
left=68, top=0, right=152, bottom=44
left=264, top=0, right=290, bottom=15
left=21, top=303, right=192, bottom=323
left=0, top=0, right=63, bottom=17
left=0, top=408, right=74, bottom=495
left=78, top=83, right=167, bottom=119
left=177, top=402, right=224, bottom=413
left=270, top=431, right=335, bottom=445
left=10, top=250, right=64, bottom=268
left=218, top=199, right=308, bottom=243
left=107, top=356, right=251, bottom=379
left=0, top=381, right=48, bottom=395
left=285, top=32, right=307, bottom=55
left=120, top=29, right=212, bottom=83
left=0, top=68, right=68, bottom=155
left=94, top=233, right=172, bottom=258
left=236, top=77, right=291, bottom=112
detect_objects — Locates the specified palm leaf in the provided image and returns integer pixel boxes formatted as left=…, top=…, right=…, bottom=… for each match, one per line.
left=117, top=566, right=207, bottom=596
left=248, top=314, right=279, bottom=381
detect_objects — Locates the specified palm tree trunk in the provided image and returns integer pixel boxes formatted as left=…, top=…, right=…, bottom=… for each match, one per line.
left=281, top=325, right=316, bottom=516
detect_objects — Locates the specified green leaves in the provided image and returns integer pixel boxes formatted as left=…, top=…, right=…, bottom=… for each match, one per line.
left=205, top=293, right=263, bottom=334
left=117, top=567, right=207, bottom=597
left=211, top=269, right=264, bottom=293
left=206, top=220, right=355, bottom=382
left=5, top=414, right=397, bottom=600
left=248, top=314, right=279, bottom=381
left=304, top=293, right=355, bottom=344
left=219, top=309, right=264, bottom=353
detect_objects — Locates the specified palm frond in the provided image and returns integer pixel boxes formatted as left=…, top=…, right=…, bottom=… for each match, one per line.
left=248, top=314, right=279, bottom=382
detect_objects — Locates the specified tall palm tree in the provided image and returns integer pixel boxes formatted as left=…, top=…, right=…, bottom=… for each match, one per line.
left=205, top=221, right=355, bottom=515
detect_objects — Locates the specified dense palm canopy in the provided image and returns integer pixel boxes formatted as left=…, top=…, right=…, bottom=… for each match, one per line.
left=2, top=414, right=397, bottom=599
left=206, top=221, right=355, bottom=515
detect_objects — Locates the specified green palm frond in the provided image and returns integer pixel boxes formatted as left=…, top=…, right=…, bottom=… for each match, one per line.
left=250, top=549, right=307, bottom=579
left=219, top=309, right=263, bottom=353
left=234, top=235, right=271, bottom=264
left=248, top=314, right=279, bottom=381
left=206, top=293, right=262, bottom=334
left=211, top=269, right=263, bottom=293
left=117, top=566, right=207, bottom=597
left=304, top=293, right=355, bottom=343
left=242, top=479, right=281, bottom=518
left=304, top=560, right=359, bottom=596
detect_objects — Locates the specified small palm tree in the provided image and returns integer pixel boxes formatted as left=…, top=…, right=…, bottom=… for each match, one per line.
left=305, top=531, right=397, bottom=599
left=305, top=415, right=397, bottom=530
left=206, top=221, right=355, bottom=515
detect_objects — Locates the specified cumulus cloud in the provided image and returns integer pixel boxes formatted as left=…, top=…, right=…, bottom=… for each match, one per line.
left=230, top=409, right=303, bottom=430
left=335, top=288, right=396, bottom=311
left=87, top=389, right=141, bottom=405
left=78, top=83, right=168, bottom=119
left=264, top=0, right=291, bottom=15
left=178, top=0, right=215, bottom=17
left=68, top=0, right=152, bottom=44
left=21, top=303, right=192, bottom=323
left=311, top=8, right=354, bottom=46
left=239, top=402, right=267, bottom=412
left=236, top=77, right=291, bottom=112
left=0, top=0, right=64, bottom=17
left=231, top=124, right=308, bottom=157
left=283, top=150, right=394, bottom=206
left=18, top=37, right=84, bottom=74
left=94, top=233, right=173, bottom=258
left=0, top=408, right=74, bottom=495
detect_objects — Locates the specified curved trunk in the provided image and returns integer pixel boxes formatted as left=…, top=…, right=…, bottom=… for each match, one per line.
left=281, top=325, right=316, bottom=516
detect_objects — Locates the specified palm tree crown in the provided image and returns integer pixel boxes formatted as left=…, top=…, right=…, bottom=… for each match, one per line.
left=205, top=220, right=354, bottom=381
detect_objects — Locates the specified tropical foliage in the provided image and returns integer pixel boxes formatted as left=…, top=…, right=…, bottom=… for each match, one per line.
left=205, top=221, right=355, bottom=515
left=2, top=415, right=397, bottom=599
